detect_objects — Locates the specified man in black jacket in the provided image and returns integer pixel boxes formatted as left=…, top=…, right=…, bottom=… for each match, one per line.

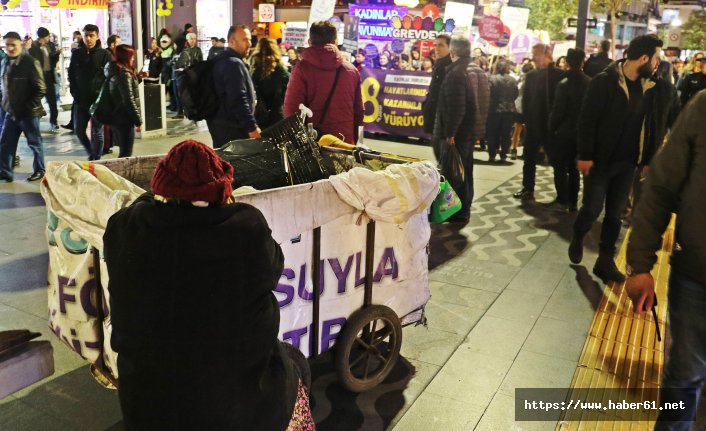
left=548, top=48, right=590, bottom=212
left=433, top=36, right=490, bottom=224
left=513, top=43, right=564, bottom=200
left=678, top=57, right=706, bottom=106
left=569, top=34, right=678, bottom=283
left=625, top=91, right=706, bottom=430
left=423, top=34, right=451, bottom=152
left=208, top=25, right=260, bottom=148
left=584, top=40, right=612, bottom=78
left=28, top=27, right=60, bottom=131
left=68, top=24, right=112, bottom=160
left=0, top=32, right=46, bottom=182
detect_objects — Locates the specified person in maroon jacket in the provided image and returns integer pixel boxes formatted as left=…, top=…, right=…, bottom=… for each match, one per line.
left=284, top=21, right=363, bottom=145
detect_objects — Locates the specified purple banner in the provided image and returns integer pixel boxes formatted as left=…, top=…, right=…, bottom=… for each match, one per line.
left=360, top=68, right=431, bottom=139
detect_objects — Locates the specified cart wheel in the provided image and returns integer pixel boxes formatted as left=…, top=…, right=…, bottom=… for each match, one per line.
left=335, top=305, right=402, bottom=393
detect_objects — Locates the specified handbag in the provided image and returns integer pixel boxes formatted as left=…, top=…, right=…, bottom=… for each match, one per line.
left=90, top=80, right=115, bottom=125
left=430, top=178, right=462, bottom=223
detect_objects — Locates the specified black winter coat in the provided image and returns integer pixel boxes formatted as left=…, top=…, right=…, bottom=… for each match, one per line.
left=549, top=70, right=590, bottom=141
left=434, top=57, right=490, bottom=142
left=0, top=53, right=46, bottom=119
left=584, top=52, right=612, bottom=78
left=104, top=194, right=298, bottom=431
left=28, top=41, right=60, bottom=83
left=488, top=74, right=518, bottom=113
left=627, top=91, right=706, bottom=284
left=678, top=72, right=706, bottom=106
left=422, top=55, right=452, bottom=134
left=522, top=64, right=564, bottom=142
left=68, top=40, right=112, bottom=108
left=251, top=63, right=289, bottom=128
left=211, top=48, right=257, bottom=132
left=105, top=62, right=142, bottom=127
left=578, top=60, right=680, bottom=167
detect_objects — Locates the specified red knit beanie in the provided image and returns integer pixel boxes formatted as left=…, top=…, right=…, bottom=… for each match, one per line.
left=150, top=140, right=234, bottom=204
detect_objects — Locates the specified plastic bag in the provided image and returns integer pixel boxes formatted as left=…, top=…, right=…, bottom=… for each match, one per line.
left=430, top=178, right=462, bottom=223
left=440, top=145, right=465, bottom=189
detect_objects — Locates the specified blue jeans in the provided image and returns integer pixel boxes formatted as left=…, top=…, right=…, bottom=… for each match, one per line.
left=573, top=162, right=635, bottom=255
left=654, top=273, right=706, bottom=430
left=74, top=105, right=104, bottom=160
left=0, top=116, right=44, bottom=177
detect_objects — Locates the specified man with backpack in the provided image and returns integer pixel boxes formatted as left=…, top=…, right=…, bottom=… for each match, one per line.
left=68, top=24, right=112, bottom=160
left=283, top=21, right=363, bottom=145
left=206, top=25, right=260, bottom=148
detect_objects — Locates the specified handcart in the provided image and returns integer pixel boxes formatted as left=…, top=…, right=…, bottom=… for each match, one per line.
left=40, top=113, right=439, bottom=393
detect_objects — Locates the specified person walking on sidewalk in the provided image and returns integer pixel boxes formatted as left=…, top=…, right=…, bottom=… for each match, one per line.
left=105, top=45, right=142, bottom=158
left=625, top=91, right=706, bottom=431
left=68, top=24, right=112, bottom=160
left=433, top=36, right=490, bottom=224
left=547, top=48, right=590, bottom=212
left=513, top=43, right=564, bottom=201
left=0, top=32, right=46, bottom=182
left=584, top=40, right=612, bottom=78
left=486, top=59, right=518, bottom=163
left=28, top=27, right=60, bottom=132
left=568, top=35, right=677, bottom=283
left=284, top=21, right=363, bottom=145
left=207, top=25, right=260, bottom=148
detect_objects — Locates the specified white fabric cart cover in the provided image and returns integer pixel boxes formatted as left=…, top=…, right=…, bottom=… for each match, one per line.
left=40, top=157, right=437, bottom=376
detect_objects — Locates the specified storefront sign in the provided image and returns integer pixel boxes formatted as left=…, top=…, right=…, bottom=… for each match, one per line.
left=283, top=27, right=308, bottom=48
left=259, top=3, right=275, bottom=23
left=360, top=68, right=431, bottom=139
left=479, top=16, right=504, bottom=42
left=40, top=0, right=109, bottom=9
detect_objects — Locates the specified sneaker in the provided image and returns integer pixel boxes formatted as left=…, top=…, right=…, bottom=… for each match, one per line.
left=27, top=171, right=45, bottom=182
left=513, top=189, right=534, bottom=200
left=568, top=234, right=584, bottom=264
left=0, top=172, right=13, bottom=182
left=13, top=156, right=20, bottom=167
left=50, top=124, right=60, bottom=133
left=593, top=254, right=626, bottom=283
left=60, top=123, right=73, bottom=131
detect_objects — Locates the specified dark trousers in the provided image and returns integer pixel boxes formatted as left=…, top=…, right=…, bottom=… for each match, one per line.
left=521, top=136, right=549, bottom=192
left=206, top=118, right=248, bottom=148
left=434, top=137, right=474, bottom=218
left=112, top=120, right=135, bottom=158
left=44, top=73, right=58, bottom=126
left=654, top=272, right=706, bottom=430
left=551, top=138, right=580, bottom=206
left=486, top=112, right=514, bottom=159
left=0, top=116, right=44, bottom=176
left=573, top=162, right=635, bottom=255
left=74, top=104, right=104, bottom=161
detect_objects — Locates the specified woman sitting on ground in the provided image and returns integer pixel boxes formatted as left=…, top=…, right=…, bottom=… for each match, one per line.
left=104, top=140, right=314, bottom=430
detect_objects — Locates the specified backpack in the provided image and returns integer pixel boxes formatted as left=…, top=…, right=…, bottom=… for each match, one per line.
left=177, top=59, right=219, bottom=121
left=90, top=77, right=115, bottom=125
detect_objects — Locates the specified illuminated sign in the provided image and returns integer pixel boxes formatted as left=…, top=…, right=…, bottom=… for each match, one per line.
left=40, top=0, right=109, bottom=8
left=349, top=5, right=407, bottom=22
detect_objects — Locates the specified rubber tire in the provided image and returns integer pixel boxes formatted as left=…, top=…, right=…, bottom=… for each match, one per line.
left=334, top=305, right=402, bottom=393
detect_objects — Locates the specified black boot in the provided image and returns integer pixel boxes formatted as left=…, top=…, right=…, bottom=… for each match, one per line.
left=593, top=253, right=625, bottom=283
left=568, top=233, right=584, bottom=264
